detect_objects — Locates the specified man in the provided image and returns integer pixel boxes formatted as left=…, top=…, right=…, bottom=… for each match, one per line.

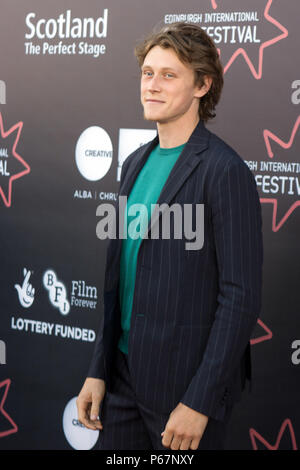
left=76, top=22, right=263, bottom=450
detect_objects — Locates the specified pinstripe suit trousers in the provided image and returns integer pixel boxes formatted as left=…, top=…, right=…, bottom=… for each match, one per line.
left=97, top=347, right=234, bottom=450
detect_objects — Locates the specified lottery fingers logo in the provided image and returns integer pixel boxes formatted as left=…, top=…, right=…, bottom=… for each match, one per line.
left=14, top=268, right=35, bottom=308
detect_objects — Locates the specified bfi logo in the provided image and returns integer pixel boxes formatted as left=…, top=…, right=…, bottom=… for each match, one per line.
left=0, top=80, right=6, bottom=104
left=43, top=269, right=70, bottom=315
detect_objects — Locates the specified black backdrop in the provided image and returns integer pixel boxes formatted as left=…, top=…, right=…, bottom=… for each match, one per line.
left=0, top=0, right=299, bottom=450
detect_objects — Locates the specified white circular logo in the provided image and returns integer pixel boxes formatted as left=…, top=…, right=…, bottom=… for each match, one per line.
left=62, top=396, right=99, bottom=450
left=75, top=126, right=113, bottom=181
left=43, top=269, right=70, bottom=316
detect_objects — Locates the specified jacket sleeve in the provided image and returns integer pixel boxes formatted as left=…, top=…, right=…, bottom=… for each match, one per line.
left=87, top=314, right=106, bottom=379
left=180, top=155, right=263, bottom=421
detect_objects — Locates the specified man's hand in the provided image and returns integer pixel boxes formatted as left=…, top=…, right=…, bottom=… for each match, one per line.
left=76, top=377, right=106, bottom=430
left=161, top=402, right=209, bottom=450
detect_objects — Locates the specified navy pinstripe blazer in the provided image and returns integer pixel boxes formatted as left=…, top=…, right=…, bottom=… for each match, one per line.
left=88, top=120, right=263, bottom=422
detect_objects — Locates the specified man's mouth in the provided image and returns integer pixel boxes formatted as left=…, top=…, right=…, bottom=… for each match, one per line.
left=145, top=99, right=165, bottom=103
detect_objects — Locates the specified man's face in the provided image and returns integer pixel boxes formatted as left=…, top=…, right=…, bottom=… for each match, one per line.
left=140, top=45, right=207, bottom=124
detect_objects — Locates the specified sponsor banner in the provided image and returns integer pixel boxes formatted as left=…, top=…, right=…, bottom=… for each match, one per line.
left=0, top=0, right=299, bottom=451
left=163, top=0, right=288, bottom=79
left=11, top=267, right=98, bottom=344
left=11, top=316, right=96, bottom=342
left=24, top=9, right=108, bottom=59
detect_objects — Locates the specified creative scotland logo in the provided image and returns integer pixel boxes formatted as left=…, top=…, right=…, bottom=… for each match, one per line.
left=75, top=126, right=113, bottom=181
left=63, top=396, right=99, bottom=450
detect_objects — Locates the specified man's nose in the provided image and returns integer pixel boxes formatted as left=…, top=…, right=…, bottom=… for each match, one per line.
left=147, top=74, right=161, bottom=92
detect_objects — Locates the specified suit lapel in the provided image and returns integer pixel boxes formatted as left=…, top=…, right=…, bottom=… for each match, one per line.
left=115, top=120, right=210, bottom=244
left=105, top=121, right=210, bottom=292
left=144, top=120, right=210, bottom=236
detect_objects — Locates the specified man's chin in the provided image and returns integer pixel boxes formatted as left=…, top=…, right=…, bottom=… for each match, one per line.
left=143, top=112, right=169, bottom=124
left=143, top=112, right=158, bottom=122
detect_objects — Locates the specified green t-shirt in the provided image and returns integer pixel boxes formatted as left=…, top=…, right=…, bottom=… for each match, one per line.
left=118, top=142, right=185, bottom=354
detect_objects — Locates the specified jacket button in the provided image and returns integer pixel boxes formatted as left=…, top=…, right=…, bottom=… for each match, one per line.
left=220, top=388, right=229, bottom=404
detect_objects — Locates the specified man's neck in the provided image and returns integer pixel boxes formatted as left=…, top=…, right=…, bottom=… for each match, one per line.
left=156, top=115, right=200, bottom=149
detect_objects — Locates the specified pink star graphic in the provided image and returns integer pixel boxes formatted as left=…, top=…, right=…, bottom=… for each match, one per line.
left=261, top=115, right=300, bottom=231
left=0, top=112, right=30, bottom=207
left=251, top=318, right=273, bottom=345
left=0, top=379, right=18, bottom=438
left=210, top=0, right=288, bottom=79
left=250, top=419, right=298, bottom=450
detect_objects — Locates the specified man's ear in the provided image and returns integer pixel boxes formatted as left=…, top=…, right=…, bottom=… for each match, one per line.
left=195, top=76, right=212, bottom=98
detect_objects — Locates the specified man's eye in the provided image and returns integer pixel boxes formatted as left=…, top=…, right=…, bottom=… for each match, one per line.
left=143, top=70, right=152, bottom=77
left=165, top=73, right=174, bottom=78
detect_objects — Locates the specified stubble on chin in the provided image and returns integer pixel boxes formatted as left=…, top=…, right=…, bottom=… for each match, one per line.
left=143, top=110, right=156, bottom=122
